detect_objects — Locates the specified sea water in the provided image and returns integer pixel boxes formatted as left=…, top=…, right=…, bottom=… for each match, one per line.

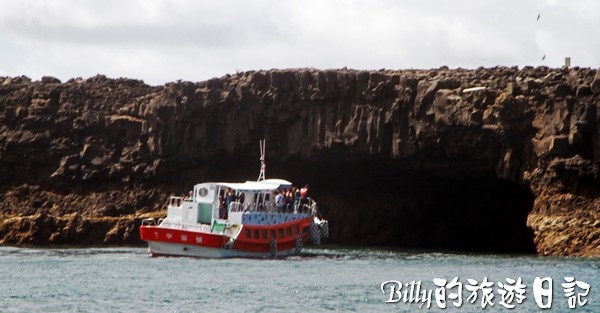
left=0, top=246, right=598, bottom=312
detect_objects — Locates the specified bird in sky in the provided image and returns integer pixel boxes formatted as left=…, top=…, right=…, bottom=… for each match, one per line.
left=537, top=13, right=541, bottom=21
left=542, top=54, right=546, bottom=61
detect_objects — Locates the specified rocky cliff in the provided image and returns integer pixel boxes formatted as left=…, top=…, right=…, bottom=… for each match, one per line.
left=1, top=67, right=599, bottom=256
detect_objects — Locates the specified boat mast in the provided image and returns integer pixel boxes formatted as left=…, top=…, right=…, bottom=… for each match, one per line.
left=257, top=139, right=266, bottom=181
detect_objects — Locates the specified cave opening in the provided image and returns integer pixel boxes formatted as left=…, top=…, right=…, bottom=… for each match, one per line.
left=268, top=157, right=537, bottom=254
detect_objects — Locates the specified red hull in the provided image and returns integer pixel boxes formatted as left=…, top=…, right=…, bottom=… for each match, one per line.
left=140, top=216, right=313, bottom=255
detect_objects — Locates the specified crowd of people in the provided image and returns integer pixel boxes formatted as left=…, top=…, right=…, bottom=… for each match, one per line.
left=225, top=185, right=311, bottom=217
left=274, top=184, right=311, bottom=213
left=184, top=185, right=312, bottom=219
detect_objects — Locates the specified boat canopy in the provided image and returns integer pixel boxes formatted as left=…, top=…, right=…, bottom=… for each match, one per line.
left=215, top=179, right=292, bottom=191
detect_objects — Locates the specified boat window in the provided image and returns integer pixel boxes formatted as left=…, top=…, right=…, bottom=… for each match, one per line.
left=270, top=230, right=276, bottom=240
left=293, top=225, right=299, bottom=234
left=277, top=229, right=284, bottom=238
left=169, top=197, right=183, bottom=207
left=257, top=193, right=264, bottom=211
left=245, top=229, right=251, bottom=239
left=286, top=228, right=291, bottom=237
left=253, top=229, right=259, bottom=239
left=264, top=193, right=270, bottom=201
left=261, top=230, right=267, bottom=240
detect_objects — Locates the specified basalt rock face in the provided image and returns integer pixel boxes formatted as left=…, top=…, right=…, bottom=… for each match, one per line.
left=0, top=67, right=599, bottom=256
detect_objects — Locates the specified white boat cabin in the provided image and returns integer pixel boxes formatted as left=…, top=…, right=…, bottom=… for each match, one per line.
left=161, top=179, right=311, bottom=232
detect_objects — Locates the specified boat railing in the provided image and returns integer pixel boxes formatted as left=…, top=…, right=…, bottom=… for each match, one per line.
left=160, top=221, right=211, bottom=233
left=141, top=218, right=156, bottom=226
left=229, top=201, right=242, bottom=213
left=264, top=202, right=276, bottom=213
left=228, top=199, right=322, bottom=214
left=229, top=201, right=277, bottom=214
left=238, top=202, right=279, bottom=213
left=234, top=201, right=319, bottom=214
left=294, top=198, right=318, bottom=215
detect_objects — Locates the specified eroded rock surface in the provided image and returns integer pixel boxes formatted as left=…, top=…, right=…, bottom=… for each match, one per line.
left=0, top=67, right=598, bottom=256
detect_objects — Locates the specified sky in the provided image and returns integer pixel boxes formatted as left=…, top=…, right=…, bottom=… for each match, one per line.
left=1, top=0, right=599, bottom=86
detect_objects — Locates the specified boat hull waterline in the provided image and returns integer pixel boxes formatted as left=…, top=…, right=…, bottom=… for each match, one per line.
left=140, top=214, right=327, bottom=258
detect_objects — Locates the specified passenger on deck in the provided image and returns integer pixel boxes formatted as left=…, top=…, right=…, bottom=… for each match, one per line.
left=285, top=189, right=293, bottom=213
left=301, top=184, right=308, bottom=198
left=275, top=190, right=284, bottom=213
left=219, top=194, right=227, bottom=219
left=225, top=189, right=234, bottom=210
left=300, top=184, right=309, bottom=212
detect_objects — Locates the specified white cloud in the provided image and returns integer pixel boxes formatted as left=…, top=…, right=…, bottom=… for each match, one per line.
left=0, top=0, right=598, bottom=85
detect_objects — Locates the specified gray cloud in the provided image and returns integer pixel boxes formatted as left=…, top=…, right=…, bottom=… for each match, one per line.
left=0, top=0, right=598, bottom=85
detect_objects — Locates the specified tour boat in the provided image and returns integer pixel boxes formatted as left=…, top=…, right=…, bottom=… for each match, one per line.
left=139, top=141, right=329, bottom=258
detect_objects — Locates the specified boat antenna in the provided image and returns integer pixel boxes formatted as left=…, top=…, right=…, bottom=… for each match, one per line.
left=257, top=139, right=266, bottom=181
